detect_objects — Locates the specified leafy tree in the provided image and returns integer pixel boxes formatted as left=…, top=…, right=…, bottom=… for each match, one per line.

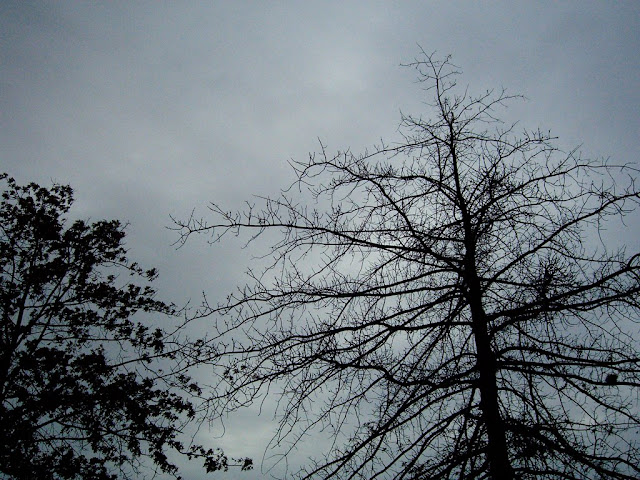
left=175, top=54, right=640, bottom=479
left=0, top=174, right=251, bottom=479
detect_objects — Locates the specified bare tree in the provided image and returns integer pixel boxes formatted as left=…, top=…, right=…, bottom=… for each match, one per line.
left=176, top=54, right=640, bottom=479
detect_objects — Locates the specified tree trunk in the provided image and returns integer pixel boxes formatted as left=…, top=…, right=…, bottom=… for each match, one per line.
left=467, top=271, right=514, bottom=480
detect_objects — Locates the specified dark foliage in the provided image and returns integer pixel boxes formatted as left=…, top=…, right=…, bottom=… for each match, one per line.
left=175, top=54, right=640, bottom=479
left=0, top=174, right=251, bottom=479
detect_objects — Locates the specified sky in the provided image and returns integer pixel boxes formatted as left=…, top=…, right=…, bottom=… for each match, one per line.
left=1, top=1, right=639, bottom=479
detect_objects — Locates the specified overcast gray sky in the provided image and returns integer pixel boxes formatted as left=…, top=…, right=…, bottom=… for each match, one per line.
left=2, top=1, right=639, bottom=478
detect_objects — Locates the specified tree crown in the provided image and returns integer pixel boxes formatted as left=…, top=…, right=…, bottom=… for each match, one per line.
left=175, top=55, right=640, bottom=479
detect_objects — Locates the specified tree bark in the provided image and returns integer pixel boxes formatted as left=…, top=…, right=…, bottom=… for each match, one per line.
left=467, top=269, right=514, bottom=480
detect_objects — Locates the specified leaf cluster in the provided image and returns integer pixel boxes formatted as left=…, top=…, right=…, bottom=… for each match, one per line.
left=0, top=174, right=247, bottom=479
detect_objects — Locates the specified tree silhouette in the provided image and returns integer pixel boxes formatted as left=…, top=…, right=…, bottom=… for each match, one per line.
left=176, top=54, right=640, bottom=479
left=0, top=174, right=251, bottom=479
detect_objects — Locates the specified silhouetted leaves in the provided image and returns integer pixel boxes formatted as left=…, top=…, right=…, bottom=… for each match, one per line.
left=0, top=174, right=248, bottom=479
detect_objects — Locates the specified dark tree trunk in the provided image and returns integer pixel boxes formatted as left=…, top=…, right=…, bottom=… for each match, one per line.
left=468, top=279, right=514, bottom=480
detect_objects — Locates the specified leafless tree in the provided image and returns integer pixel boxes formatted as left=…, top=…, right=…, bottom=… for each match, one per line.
left=175, top=54, right=640, bottom=479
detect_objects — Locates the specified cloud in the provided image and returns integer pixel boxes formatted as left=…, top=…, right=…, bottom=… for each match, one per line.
left=2, top=2, right=638, bottom=478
